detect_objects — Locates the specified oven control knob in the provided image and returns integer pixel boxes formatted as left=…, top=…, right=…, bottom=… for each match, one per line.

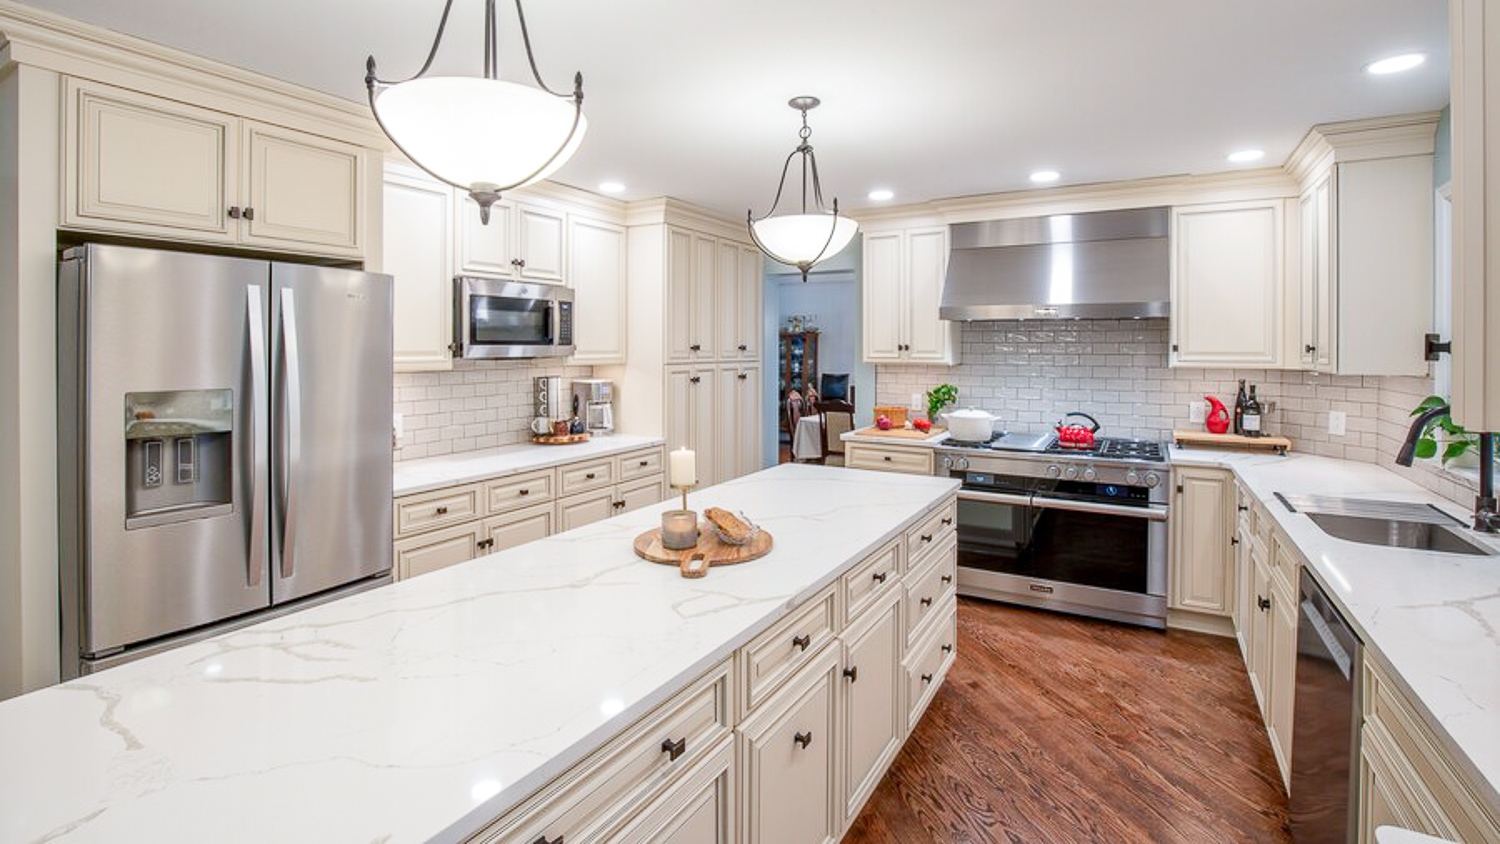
left=1064, top=465, right=1079, bottom=480
left=941, top=455, right=953, bottom=471
left=957, top=457, right=970, bottom=471
left=1143, top=472, right=1161, bottom=488
left=1082, top=466, right=1097, bottom=482
left=1045, top=464, right=1062, bottom=479
left=1125, top=469, right=1141, bottom=486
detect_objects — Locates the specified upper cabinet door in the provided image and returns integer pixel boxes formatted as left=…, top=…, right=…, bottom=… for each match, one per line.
left=568, top=215, right=628, bottom=364
left=241, top=122, right=364, bottom=255
left=862, top=231, right=905, bottom=362
left=383, top=165, right=454, bottom=372
left=456, top=195, right=517, bottom=277
left=64, top=78, right=238, bottom=241
left=716, top=241, right=742, bottom=361
left=692, top=234, right=719, bottom=359
left=515, top=201, right=566, bottom=283
left=1171, top=200, right=1284, bottom=367
left=904, top=226, right=953, bottom=363
left=1297, top=175, right=1336, bottom=372
left=737, top=245, right=765, bottom=360
left=665, top=227, right=697, bottom=363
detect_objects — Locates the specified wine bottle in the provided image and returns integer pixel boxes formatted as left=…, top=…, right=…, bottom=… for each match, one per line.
left=1243, top=385, right=1263, bottom=437
left=1233, top=379, right=1247, bottom=436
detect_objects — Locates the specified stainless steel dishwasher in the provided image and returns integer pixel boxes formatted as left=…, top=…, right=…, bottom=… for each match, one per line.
left=1289, top=567, right=1363, bottom=843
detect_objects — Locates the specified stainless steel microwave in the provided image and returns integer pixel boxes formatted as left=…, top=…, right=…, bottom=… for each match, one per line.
left=453, top=277, right=574, bottom=359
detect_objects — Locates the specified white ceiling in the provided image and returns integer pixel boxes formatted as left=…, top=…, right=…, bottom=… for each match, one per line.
left=22, top=0, right=1449, bottom=216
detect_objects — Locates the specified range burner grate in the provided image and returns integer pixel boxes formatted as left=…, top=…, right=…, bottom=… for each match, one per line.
left=1043, top=437, right=1165, bottom=462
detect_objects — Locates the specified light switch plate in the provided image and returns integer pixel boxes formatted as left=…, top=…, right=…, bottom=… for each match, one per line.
left=1328, top=410, right=1347, bottom=437
left=1189, top=401, right=1208, bottom=424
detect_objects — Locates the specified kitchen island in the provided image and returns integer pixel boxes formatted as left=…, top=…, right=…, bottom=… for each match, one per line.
left=0, top=463, right=960, bottom=843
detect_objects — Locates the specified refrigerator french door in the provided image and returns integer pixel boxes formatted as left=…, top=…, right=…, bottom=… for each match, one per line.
left=58, top=244, right=393, bottom=677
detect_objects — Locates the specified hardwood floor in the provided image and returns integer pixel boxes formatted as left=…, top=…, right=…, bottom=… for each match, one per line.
left=845, top=598, right=1292, bottom=844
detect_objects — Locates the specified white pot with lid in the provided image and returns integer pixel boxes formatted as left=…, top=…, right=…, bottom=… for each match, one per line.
left=944, top=407, right=999, bottom=443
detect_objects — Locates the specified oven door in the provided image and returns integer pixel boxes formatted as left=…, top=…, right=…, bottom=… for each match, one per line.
left=957, top=489, right=1168, bottom=597
left=455, top=278, right=574, bottom=359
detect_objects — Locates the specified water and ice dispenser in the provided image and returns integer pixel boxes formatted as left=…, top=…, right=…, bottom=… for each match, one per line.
left=123, top=389, right=233, bottom=527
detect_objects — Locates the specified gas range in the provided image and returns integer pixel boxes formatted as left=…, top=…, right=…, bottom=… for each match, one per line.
left=936, top=431, right=1169, bottom=490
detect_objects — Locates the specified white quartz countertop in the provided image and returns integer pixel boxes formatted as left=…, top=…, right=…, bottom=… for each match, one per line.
left=0, top=464, right=959, bottom=844
left=1170, top=445, right=1500, bottom=814
left=393, top=434, right=666, bottom=497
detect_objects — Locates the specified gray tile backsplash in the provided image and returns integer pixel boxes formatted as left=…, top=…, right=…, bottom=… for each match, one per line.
left=876, top=319, right=1482, bottom=505
left=393, top=359, right=594, bottom=461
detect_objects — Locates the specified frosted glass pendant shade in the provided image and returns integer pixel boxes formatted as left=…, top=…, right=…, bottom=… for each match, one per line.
left=374, top=76, right=586, bottom=192
left=751, top=213, right=858, bottom=266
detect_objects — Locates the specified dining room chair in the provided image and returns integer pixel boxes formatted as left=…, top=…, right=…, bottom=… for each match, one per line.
left=815, top=399, right=855, bottom=466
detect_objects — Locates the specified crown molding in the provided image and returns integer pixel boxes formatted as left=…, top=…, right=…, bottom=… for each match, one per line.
left=623, top=196, right=750, bottom=243
left=1285, top=110, right=1440, bottom=184
left=0, top=0, right=387, bottom=147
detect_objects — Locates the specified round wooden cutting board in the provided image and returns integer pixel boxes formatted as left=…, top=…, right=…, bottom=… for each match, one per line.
left=634, top=524, right=774, bottom=570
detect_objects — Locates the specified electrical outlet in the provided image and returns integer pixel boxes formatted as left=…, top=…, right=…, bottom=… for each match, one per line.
left=1189, top=401, right=1208, bottom=424
left=911, top=392, right=923, bottom=410
left=1328, top=410, right=1347, bottom=437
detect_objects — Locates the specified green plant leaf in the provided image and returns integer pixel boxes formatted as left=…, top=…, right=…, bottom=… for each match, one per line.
left=1438, top=416, right=1467, bottom=436
left=1412, top=395, right=1447, bottom=416
left=1413, top=437, right=1438, bottom=459
left=1442, top=441, right=1471, bottom=464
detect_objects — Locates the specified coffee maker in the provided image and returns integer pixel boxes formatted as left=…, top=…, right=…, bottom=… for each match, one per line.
left=571, top=379, right=615, bottom=435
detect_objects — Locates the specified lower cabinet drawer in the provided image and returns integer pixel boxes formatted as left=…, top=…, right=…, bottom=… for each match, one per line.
left=845, top=443, right=933, bottom=475
left=842, top=537, right=902, bottom=628
left=393, top=521, right=480, bottom=580
left=469, top=659, right=734, bottom=844
left=557, top=488, right=618, bottom=532
left=904, top=596, right=957, bottom=732
left=395, top=483, right=483, bottom=538
left=561, top=458, right=617, bottom=496
left=481, top=502, right=553, bottom=554
left=602, top=735, right=735, bottom=844
left=736, top=646, right=841, bottom=844
left=486, top=469, right=555, bottom=514
left=618, top=447, right=666, bottom=482
left=904, top=535, right=957, bottom=647
left=737, top=584, right=839, bottom=717
left=904, top=497, right=957, bottom=565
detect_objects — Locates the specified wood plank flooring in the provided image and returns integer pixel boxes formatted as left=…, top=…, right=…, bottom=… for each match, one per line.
left=845, top=598, right=1292, bottom=844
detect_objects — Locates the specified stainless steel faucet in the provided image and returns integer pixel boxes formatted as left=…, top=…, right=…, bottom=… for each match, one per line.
left=1396, top=404, right=1498, bottom=534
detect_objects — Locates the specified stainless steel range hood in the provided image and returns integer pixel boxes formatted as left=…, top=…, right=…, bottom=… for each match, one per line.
left=940, top=206, right=1170, bottom=321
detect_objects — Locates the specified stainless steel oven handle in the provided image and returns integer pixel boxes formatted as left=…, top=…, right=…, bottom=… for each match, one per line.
left=1031, top=496, right=1169, bottom=521
left=958, top=490, right=1033, bottom=507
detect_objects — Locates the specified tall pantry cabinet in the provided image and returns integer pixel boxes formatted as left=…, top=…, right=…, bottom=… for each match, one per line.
left=602, top=203, right=764, bottom=487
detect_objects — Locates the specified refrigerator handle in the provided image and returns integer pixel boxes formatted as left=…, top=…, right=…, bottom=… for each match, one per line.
left=279, top=287, right=303, bottom=580
left=246, top=286, right=267, bottom=587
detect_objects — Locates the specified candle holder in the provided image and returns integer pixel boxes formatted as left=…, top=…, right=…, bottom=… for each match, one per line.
left=661, top=484, right=698, bottom=551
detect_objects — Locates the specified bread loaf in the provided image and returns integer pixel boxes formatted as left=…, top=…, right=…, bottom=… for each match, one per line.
left=704, top=508, right=751, bottom=543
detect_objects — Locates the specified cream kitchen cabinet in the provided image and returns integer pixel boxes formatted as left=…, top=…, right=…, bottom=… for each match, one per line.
left=1292, top=139, right=1435, bottom=376
left=63, top=77, right=368, bottom=258
left=569, top=214, right=629, bottom=364
left=1170, top=200, right=1286, bottom=368
left=861, top=226, right=960, bottom=364
left=1449, top=0, right=1500, bottom=431
left=1267, top=567, right=1298, bottom=783
left=716, top=364, right=764, bottom=482
left=556, top=475, right=667, bottom=532
left=715, top=241, right=764, bottom=362
left=1170, top=466, right=1235, bottom=616
left=393, top=521, right=482, bottom=581
left=456, top=194, right=566, bottom=284
left=483, top=503, right=554, bottom=554
left=666, top=366, right=719, bottom=485
left=839, top=590, right=904, bottom=828
left=383, top=163, right=456, bottom=371
left=665, top=228, right=760, bottom=364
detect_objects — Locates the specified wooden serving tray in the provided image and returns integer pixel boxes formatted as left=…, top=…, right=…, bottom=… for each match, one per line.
left=1173, top=430, right=1291, bottom=454
left=850, top=426, right=946, bottom=440
left=634, top=525, right=774, bottom=577
left=532, top=432, right=590, bottom=445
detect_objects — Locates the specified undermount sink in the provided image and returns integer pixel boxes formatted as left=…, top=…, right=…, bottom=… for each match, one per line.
left=1278, top=494, right=1497, bottom=557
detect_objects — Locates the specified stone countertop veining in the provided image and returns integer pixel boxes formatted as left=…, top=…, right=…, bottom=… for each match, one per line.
left=393, top=434, right=667, bottom=497
left=0, top=464, right=959, bottom=844
left=1170, top=445, right=1500, bottom=815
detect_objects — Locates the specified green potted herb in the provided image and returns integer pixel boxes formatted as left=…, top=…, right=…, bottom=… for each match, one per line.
left=926, top=384, right=958, bottom=425
left=1409, top=395, right=1482, bottom=467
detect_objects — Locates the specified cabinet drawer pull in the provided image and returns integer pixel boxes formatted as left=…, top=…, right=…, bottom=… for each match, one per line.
left=639, top=460, right=649, bottom=466
left=660, top=736, right=687, bottom=762
left=531, top=835, right=561, bottom=844
left=920, top=597, right=933, bottom=607
left=434, top=505, right=449, bottom=515
left=793, top=731, right=813, bottom=749
left=477, top=538, right=494, bottom=550
left=921, top=673, right=933, bottom=684
left=518, top=488, right=529, bottom=496
left=737, top=373, right=748, bottom=380
left=872, top=571, right=887, bottom=584
left=1257, top=595, right=1271, bottom=611
left=941, top=644, right=953, bottom=654
left=585, top=472, right=596, bottom=480
left=941, top=574, right=953, bottom=584
left=883, top=455, right=893, bottom=462
left=920, top=534, right=933, bottom=543
left=738, top=344, right=748, bottom=351
left=690, top=343, right=701, bottom=352
left=1230, top=536, right=1240, bottom=546
left=843, top=666, right=858, bottom=682
left=941, top=517, right=953, bottom=526
left=1237, top=505, right=1249, bottom=512
left=791, top=633, right=811, bottom=651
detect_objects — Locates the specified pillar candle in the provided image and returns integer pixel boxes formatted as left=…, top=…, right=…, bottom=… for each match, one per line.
left=669, top=447, right=697, bottom=487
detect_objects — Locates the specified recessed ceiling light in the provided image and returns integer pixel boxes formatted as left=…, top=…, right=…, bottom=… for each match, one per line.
left=597, top=180, right=626, bottom=194
left=867, top=188, right=894, bottom=201
left=1029, top=170, right=1061, bottom=184
left=1364, top=53, right=1426, bottom=75
left=1227, top=149, right=1265, bottom=164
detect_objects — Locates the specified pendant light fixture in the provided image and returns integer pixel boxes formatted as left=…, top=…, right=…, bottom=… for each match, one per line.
left=366, top=0, right=585, bottom=224
left=748, top=97, right=859, bottom=281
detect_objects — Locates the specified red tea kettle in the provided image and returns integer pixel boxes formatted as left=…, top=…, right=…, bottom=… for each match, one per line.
left=1205, top=396, right=1231, bottom=434
left=1054, top=412, right=1100, bottom=448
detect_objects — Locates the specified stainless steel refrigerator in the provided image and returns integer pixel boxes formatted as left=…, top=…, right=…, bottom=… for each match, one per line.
left=58, top=244, right=394, bottom=677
